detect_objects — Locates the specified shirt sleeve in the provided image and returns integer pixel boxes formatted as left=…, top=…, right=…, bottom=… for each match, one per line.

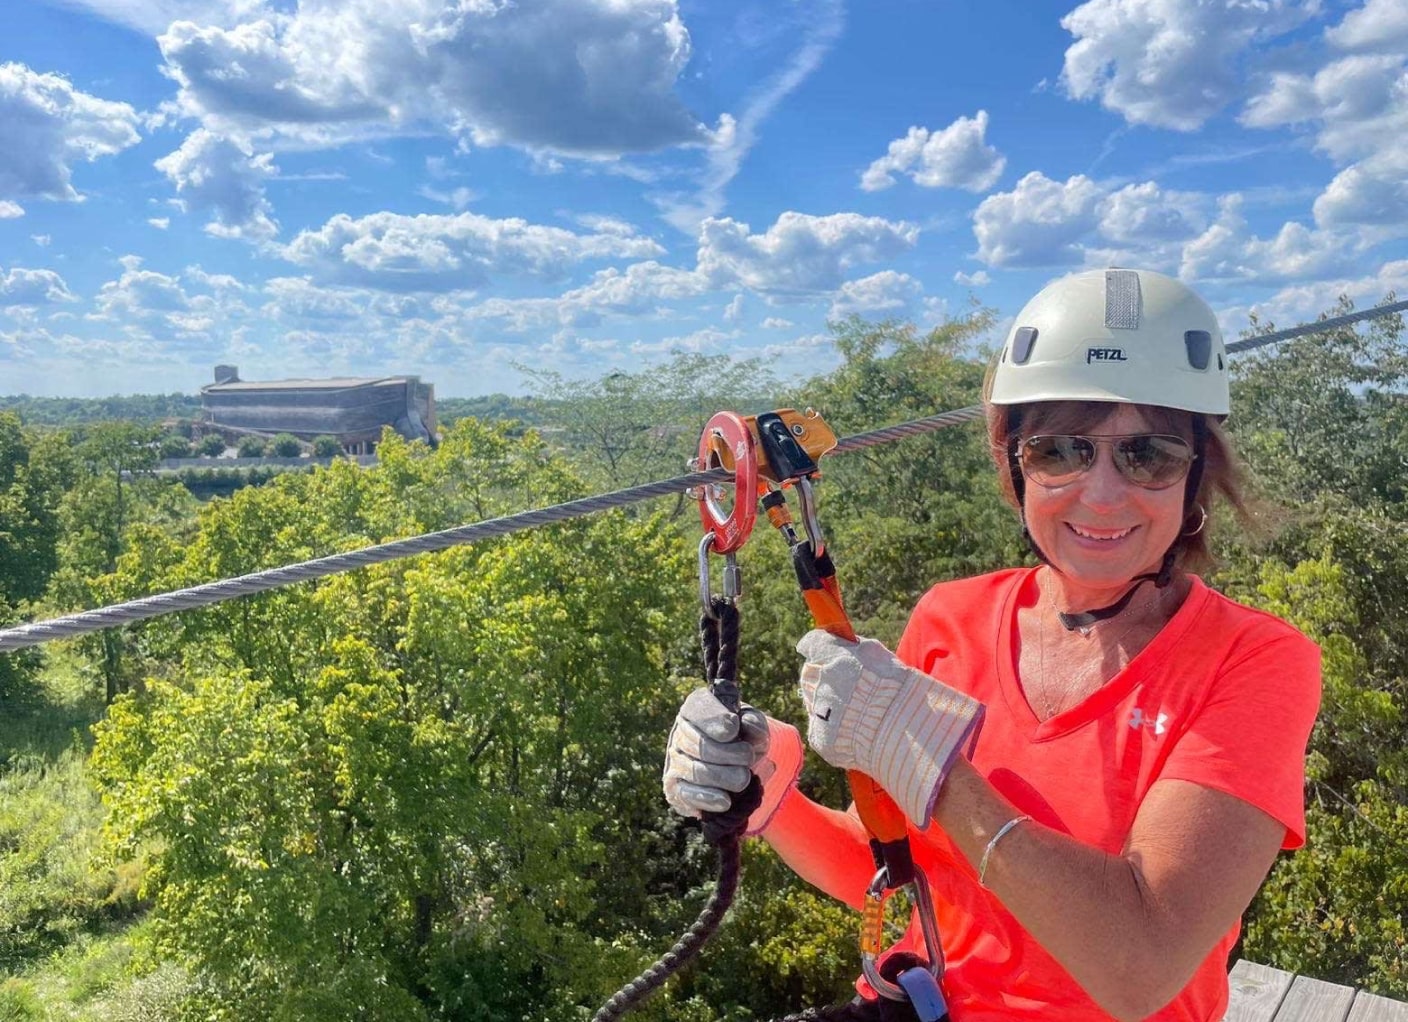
left=1159, top=629, right=1322, bottom=849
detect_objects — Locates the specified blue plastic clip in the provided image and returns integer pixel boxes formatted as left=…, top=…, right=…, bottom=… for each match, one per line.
left=897, top=967, right=948, bottom=1022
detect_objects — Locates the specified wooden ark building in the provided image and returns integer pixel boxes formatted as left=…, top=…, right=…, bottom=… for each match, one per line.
left=201, top=366, right=437, bottom=454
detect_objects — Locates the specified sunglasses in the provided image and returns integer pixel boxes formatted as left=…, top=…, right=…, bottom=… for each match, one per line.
left=1018, top=433, right=1196, bottom=490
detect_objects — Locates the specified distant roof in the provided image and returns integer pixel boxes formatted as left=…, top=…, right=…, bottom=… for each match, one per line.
left=202, top=376, right=416, bottom=393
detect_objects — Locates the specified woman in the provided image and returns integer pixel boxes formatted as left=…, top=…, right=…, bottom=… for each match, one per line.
left=662, top=269, right=1322, bottom=1021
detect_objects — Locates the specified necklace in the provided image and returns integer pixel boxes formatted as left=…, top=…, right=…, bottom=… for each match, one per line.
left=1034, top=578, right=1172, bottom=720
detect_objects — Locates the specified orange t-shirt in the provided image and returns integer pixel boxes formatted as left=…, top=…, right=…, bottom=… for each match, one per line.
left=865, top=568, right=1321, bottom=1021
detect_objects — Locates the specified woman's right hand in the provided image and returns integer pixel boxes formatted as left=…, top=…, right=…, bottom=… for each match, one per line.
left=662, top=689, right=802, bottom=835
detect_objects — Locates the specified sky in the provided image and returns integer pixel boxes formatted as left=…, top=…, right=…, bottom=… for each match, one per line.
left=1, top=0, right=1406, bottom=398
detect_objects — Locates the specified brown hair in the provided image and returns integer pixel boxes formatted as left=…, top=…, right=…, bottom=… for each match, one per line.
left=984, top=399, right=1250, bottom=575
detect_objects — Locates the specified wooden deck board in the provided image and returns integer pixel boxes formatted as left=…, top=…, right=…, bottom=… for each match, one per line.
left=1348, top=991, right=1408, bottom=1022
left=1222, top=962, right=1408, bottom=1022
left=1274, top=975, right=1356, bottom=1022
left=1225, top=960, right=1295, bottom=1022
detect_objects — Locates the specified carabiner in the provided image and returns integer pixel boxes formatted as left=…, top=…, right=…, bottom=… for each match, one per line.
left=698, top=533, right=742, bottom=620
left=696, top=411, right=758, bottom=555
left=859, top=864, right=945, bottom=1002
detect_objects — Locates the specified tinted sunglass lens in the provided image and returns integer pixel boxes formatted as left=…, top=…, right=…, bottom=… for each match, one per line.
left=1115, top=435, right=1193, bottom=487
left=1022, top=436, right=1094, bottom=484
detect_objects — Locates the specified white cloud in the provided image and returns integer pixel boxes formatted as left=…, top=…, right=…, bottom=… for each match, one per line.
left=761, top=316, right=793, bottom=328
left=43, top=0, right=259, bottom=37
left=0, top=63, right=141, bottom=203
left=955, top=270, right=991, bottom=287
left=157, top=0, right=709, bottom=157
left=972, top=172, right=1104, bottom=267
left=154, top=129, right=280, bottom=241
left=262, top=277, right=367, bottom=323
left=828, top=270, right=922, bottom=319
left=1179, top=195, right=1354, bottom=284
left=630, top=325, right=738, bottom=355
left=723, top=293, right=745, bottom=323
left=0, top=267, right=77, bottom=305
left=149, top=217, right=171, bottom=230
left=1059, top=0, right=1319, bottom=130
left=1230, top=259, right=1408, bottom=333
left=1241, top=24, right=1408, bottom=235
left=860, top=111, right=1006, bottom=193
left=971, top=172, right=1213, bottom=269
left=697, top=211, right=919, bottom=296
left=465, top=260, right=705, bottom=331
left=281, top=210, right=667, bottom=292
left=0, top=201, right=23, bottom=218
left=1326, top=0, right=1408, bottom=53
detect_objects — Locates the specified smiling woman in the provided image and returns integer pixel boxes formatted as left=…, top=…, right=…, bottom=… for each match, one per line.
left=663, top=267, right=1323, bottom=1022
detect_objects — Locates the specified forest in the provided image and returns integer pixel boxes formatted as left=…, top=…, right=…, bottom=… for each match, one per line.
left=0, top=304, right=1405, bottom=1020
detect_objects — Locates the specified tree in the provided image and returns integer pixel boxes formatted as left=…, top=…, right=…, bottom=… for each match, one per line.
left=198, top=433, right=227, bottom=457
left=311, top=435, right=341, bottom=458
left=269, top=433, right=302, bottom=458
left=0, top=414, right=70, bottom=697
left=158, top=433, right=192, bottom=459
left=89, top=419, right=706, bottom=1019
left=236, top=435, right=267, bottom=458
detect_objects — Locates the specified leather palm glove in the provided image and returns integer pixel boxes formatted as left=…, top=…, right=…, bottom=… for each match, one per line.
left=663, top=688, right=803, bottom=837
left=797, top=629, right=984, bottom=829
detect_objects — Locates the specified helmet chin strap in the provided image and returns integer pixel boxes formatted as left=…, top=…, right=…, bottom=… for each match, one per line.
left=1010, top=414, right=1206, bottom=633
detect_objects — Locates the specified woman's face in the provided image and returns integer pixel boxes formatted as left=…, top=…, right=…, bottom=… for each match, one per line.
left=1021, top=403, right=1187, bottom=592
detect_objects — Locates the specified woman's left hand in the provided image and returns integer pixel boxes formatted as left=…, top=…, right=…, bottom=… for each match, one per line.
left=797, top=629, right=985, bottom=828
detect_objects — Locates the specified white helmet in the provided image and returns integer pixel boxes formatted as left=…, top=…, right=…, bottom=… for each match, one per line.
left=989, top=268, right=1229, bottom=417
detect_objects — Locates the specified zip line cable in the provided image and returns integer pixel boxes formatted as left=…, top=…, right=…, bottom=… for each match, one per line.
left=1, top=297, right=1404, bottom=656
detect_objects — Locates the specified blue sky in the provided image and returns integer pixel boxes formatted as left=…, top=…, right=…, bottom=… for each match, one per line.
left=1, top=0, right=1405, bottom=397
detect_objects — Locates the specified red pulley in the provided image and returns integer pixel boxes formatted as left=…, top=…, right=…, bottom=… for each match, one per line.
left=697, top=411, right=758, bottom=554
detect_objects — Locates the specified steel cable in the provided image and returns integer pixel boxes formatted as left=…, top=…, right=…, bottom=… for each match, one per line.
left=1, top=296, right=1403, bottom=655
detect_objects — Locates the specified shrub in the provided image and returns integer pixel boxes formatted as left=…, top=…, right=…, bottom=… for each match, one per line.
left=197, top=434, right=226, bottom=457
left=268, top=433, right=302, bottom=458
left=235, top=436, right=267, bottom=458
left=311, top=435, right=342, bottom=458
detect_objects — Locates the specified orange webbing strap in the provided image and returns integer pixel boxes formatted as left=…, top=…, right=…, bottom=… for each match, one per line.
left=794, top=544, right=915, bottom=859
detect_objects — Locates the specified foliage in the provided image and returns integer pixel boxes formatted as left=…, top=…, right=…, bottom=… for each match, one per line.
left=157, top=434, right=192, bottom=460
left=236, top=436, right=267, bottom=458
left=310, top=435, right=341, bottom=458
left=268, top=433, right=302, bottom=458
left=519, top=352, right=782, bottom=490
left=196, top=433, right=227, bottom=457
left=0, top=394, right=202, bottom=427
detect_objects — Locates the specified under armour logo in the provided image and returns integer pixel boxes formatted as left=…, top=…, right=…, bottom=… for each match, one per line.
left=1128, top=708, right=1168, bottom=735
left=815, top=707, right=832, bottom=722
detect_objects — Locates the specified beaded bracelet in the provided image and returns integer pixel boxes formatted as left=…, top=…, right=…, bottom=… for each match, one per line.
left=977, top=814, right=1032, bottom=887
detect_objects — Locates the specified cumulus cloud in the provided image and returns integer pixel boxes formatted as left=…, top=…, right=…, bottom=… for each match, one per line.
left=281, top=210, right=667, bottom=292
left=1059, top=0, right=1319, bottom=130
left=157, top=0, right=709, bottom=156
left=1326, top=0, right=1408, bottom=53
left=0, top=62, right=141, bottom=203
left=972, top=172, right=1105, bottom=267
left=1179, top=195, right=1354, bottom=284
left=955, top=270, right=991, bottom=287
left=154, top=129, right=280, bottom=241
left=971, top=172, right=1213, bottom=269
left=90, top=256, right=251, bottom=343
left=696, top=211, right=919, bottom=297
left=860, top=111, right=1006, bottom=192
left=828, top=271, right=922, bottom=319
left=1241, top=17, right=1408, bottom=235
left=0, top=267, right=77, bottom=306
left=465, top=260, right=705, bottom=331
left=0, top=201, right=22, bottom=218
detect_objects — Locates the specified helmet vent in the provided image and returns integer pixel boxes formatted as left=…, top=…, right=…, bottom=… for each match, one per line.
left=1104, top=269, right=1142, bottom=329
left=1012, top=326, right=1038, bottom=364
left=1185, top=329, right=1212, bottom=370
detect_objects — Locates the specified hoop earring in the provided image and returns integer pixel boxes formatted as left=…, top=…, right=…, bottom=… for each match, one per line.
left=1182, top=503, right=1208, bottom=537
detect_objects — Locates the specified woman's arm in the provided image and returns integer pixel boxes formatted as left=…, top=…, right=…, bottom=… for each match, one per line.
left=935, top=759, right=1285, bottom=1021
left=758, top=787, right=877, bottom=911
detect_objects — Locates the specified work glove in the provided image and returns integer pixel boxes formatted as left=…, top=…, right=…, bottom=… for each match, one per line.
left=798, top=629, right=984, bottom=829
left=663, top=688, right=803, bottom=837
